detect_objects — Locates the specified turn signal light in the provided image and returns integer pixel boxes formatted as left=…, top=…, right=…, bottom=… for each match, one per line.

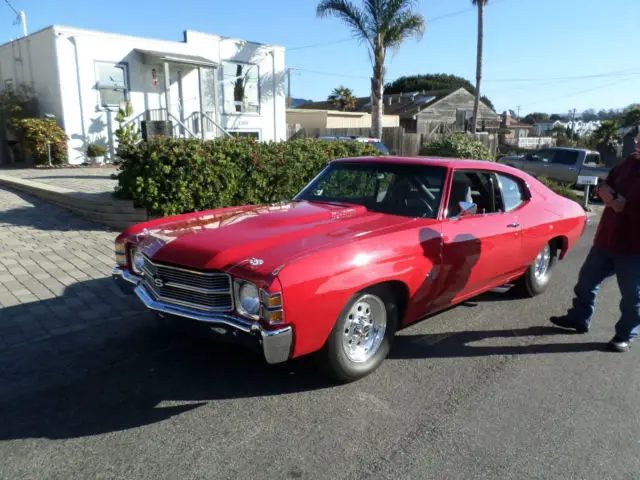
left=261, top=291, right=282, bottom=308
left=263, top=309, right=284, bottom=325
left=115, top=241, right=126, bottom=266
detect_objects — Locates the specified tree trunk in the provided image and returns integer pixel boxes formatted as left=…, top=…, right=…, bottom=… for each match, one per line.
left=471, top=1, right=484, bottom=134
left=371, top=43, right=385, bottom=139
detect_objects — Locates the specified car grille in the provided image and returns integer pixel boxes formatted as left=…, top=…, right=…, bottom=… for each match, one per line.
left=141, top=256, right=233, bottom=312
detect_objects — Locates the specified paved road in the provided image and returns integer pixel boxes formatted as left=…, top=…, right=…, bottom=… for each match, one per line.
left=1, top=190, right=637, bottom=480
left=0, top=187, right=146, bottom=349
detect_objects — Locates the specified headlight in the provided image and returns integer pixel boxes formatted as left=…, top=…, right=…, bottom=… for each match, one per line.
left=235, top=280, right=260, bottom=318
left=129, top=246, right=145, bottom=274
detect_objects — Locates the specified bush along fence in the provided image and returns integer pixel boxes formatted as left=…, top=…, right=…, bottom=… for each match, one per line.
left=113, top=136, right=380, bottom=217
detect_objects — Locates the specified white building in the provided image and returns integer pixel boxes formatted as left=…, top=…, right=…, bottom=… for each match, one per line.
left=0, top=25, right=287, bottom=164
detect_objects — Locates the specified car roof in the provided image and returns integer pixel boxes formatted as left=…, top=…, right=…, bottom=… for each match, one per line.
left=331, top=155, right=522, bottom=173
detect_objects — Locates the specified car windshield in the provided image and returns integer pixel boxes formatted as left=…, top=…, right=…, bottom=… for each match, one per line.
left=295, top=162, right=447, bottom=218
left=372, top=142, right=389, bottom=154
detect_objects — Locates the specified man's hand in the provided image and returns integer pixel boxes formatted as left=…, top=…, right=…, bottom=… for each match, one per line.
left=605, top=194, right=627, bottom=213
left=597, top=183, right=615, bottom=203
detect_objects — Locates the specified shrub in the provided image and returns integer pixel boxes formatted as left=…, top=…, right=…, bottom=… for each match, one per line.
left=420, top=133, right=493, bottom=161
left=113, top=137, right=381, bottom=216
left=537, top=177, right=580, bottom=203
left=8, top=118, right=68, bottom=165
left=87, top=143, right=106, bottom=157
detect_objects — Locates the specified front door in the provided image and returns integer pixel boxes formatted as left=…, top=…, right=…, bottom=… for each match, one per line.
left=429, top=169, right=523, bottom=311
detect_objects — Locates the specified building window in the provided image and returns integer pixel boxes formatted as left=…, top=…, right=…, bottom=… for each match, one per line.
left=222, top=61, right=260, bottom=114
left=96, top=62, right=128, bottom=108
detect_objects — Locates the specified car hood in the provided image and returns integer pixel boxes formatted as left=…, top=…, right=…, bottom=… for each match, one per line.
left=136, top=201, right=424, bottom=277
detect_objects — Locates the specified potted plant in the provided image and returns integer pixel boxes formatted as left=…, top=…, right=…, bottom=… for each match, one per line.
left=87, top=143, right=106, bottom=165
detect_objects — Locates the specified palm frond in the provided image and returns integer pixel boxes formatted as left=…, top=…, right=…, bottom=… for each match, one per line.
left=384, top=11, right=426, bottom=50
left=317, top=0, right=374, bottom=49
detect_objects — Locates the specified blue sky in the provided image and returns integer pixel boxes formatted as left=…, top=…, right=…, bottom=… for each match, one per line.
left=3, top=0, right=639, bottom=115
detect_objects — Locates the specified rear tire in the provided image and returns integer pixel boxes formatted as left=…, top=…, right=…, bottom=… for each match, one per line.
left=515, top=242, right=558, bottom=297
left=316, top=286, right=398, bottom=383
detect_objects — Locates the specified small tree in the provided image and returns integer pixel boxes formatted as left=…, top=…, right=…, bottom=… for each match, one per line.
left=622, top=107, right=640, bottom=129
left=328, top=86, right=357, bottom=111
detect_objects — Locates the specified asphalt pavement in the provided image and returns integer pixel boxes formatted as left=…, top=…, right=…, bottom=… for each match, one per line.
left=1, top=219, right=638, bottom=480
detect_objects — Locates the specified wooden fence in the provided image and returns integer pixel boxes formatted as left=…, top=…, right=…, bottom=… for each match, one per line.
left=287, top=125, right=498, bottom=157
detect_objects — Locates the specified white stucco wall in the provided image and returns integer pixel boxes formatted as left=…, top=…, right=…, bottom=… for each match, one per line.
left=2, top=26, right=287, bottom=164
left=0, top=28, right=65, bottom=164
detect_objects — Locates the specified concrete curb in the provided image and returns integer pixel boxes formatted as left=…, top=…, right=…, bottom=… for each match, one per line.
left=0, top=174, right=149, bottom=231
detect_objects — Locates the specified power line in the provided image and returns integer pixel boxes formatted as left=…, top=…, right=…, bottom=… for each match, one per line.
left=3, top=0, right=19, bottom=16
left=288, top=38, right=356, bottom=52
left=520, top=76, right=639, bottom=108
left=485, top=67, right=640, bottom=83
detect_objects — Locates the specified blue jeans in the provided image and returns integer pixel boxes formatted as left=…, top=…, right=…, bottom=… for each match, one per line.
left=568, top=245, right=640, bottom=341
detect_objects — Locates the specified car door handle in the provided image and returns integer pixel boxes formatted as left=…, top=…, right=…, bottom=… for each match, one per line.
left=507, top=223, right=520, bottom=228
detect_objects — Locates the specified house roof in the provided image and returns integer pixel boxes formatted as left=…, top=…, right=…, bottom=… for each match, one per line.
left=296, top=88, right=483, bottom=118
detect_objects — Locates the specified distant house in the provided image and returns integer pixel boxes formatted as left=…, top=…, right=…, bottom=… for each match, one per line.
left=499, top=111, right=535, bottom=143
left=296, top=88, right=500, bottom=135
left=286, top=108, right=399, bottom=130
left=534, top=121, right=555, bottom=135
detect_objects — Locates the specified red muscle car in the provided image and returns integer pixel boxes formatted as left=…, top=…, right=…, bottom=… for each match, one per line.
left=113, top=156, right=588, bottom=382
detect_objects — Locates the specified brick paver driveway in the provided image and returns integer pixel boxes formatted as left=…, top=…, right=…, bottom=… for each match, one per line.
left=0, top=186, right=146, bottom=350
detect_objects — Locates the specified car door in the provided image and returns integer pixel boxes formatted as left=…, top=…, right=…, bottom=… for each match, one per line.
left=430, top=169, right=524, bottom=310
left=521, top=149, right=552, bottom=177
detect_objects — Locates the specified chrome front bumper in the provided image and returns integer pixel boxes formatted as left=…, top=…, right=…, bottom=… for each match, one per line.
left=112, top=267, right=293, bottom=364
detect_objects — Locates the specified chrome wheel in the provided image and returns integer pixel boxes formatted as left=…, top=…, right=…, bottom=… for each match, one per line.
left=534, top=244, right=552, bottom=279
left=342, top=294, right=387, bottom=363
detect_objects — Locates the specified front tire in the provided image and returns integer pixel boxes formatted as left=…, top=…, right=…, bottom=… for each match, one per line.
left=316, top=286, right=398, bottom=383
left=515, top=242, right=558, bottom=297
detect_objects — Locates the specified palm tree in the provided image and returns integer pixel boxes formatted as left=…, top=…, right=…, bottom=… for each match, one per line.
left=317, top=0, right=425, bottom=139
left=328, top=86, right=358, bottom=111
left=470, top=0, right=488, bottom=134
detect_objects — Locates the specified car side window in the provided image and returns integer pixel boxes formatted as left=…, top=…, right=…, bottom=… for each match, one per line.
left=447, top=170, right=499, bottom=218
left=550, top=150, right=579, bottom=165
left=496, top=174, right=526, bottom=212
left=529, top=150, right=553, bottom=163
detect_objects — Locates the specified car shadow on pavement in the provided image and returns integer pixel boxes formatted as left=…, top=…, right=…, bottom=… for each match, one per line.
left=0, top=316, right=332, bottom=441
left=390, top=326, right=605, bottom=359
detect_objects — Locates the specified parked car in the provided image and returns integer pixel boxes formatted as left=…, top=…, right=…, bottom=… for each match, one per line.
left=113, top=157, right=588, bottom=382
left=317, top=135, right=390, bottom=154
left=498, top=147, right=609, bottom=199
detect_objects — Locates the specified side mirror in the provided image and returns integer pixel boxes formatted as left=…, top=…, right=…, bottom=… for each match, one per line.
left=459, top=201, right=478, bottom=217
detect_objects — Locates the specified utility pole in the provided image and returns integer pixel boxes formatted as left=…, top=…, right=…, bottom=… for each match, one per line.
left=569, top=108, right=577, bottom=145
left=286, top=67, right=293, bottom=108
left=516, top=105, right=521, bottom=121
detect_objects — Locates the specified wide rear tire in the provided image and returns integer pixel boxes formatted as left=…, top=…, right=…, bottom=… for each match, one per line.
left=316, top=286, right=398, bottom=383
left=515, top=242, right=558, bottom=297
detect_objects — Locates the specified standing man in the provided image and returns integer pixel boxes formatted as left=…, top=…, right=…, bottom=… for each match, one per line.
left=550, top=133, right=640, bottom=351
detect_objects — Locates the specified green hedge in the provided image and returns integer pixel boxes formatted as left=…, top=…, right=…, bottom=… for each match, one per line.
left=420, top=133, right=493, bottom=161
left=113, top=137, right=381, bottom=216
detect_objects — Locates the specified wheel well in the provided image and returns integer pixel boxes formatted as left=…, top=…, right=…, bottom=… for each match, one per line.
left=367, top=280, right=410, bottom=322
left=549, top=236, right=568, bottom=259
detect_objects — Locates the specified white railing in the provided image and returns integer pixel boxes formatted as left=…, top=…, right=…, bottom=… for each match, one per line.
left=123, top=109, right=231, bottom=140
left=516, top=137, right=556, bottom=148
